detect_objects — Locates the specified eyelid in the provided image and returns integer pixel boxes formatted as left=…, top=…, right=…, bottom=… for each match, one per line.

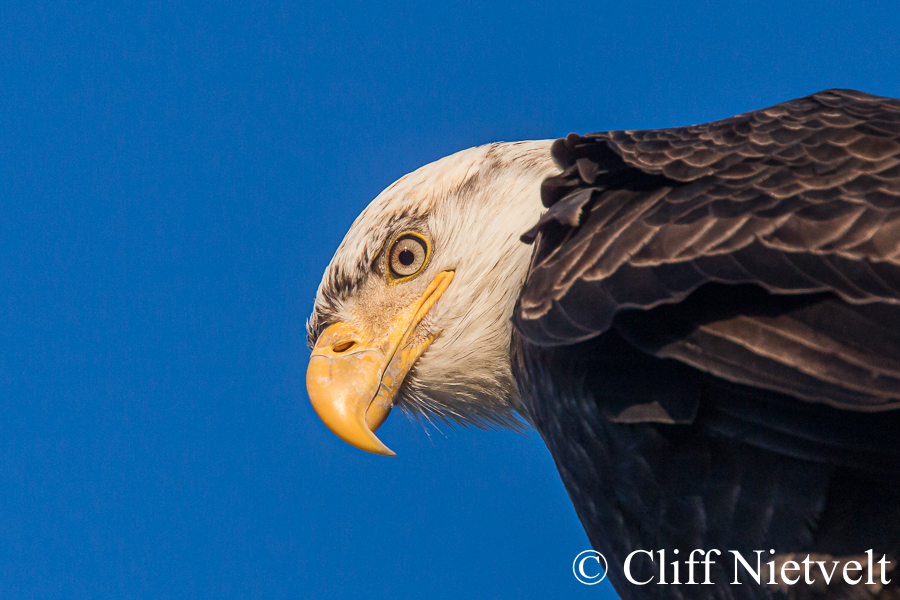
left=385, top=231, right=431, bottom=284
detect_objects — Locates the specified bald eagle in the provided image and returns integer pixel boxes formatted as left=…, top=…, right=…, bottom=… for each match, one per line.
left=306, top=89, right=900, bottom=599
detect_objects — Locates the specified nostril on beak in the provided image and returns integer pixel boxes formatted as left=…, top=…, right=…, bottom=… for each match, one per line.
left=332, top=341, right=356, bottom=353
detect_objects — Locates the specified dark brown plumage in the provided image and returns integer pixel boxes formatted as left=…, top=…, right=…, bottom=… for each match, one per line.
left=512, top=89, right=900, bottom=599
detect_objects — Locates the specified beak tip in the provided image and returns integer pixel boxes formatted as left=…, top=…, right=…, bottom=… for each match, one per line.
left=355, top=432, right=396, bottom=457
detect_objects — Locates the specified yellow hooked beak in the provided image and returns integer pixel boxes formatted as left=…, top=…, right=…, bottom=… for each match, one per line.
left=306, top=271, right=454, bottom=456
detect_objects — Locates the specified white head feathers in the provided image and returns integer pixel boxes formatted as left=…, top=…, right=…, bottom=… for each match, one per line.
left=308, top=141, right=559, bottom=429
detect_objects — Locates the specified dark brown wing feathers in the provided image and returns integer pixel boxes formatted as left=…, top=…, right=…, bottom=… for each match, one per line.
left=515, top=89, right=900, bottom=412
left=509, top=91, right=900, bottom=600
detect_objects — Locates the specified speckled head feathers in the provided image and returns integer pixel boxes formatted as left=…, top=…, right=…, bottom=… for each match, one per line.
left=307, top=141, right=559, bottom=429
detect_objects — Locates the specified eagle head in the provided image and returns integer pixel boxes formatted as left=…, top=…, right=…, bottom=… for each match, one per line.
left=306, top=141, right=558, bottom=455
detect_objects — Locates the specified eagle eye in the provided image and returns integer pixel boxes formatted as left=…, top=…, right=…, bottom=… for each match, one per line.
left=387, top=232, right=430, bottom=282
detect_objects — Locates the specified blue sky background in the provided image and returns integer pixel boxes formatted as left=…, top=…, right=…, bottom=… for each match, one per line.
left=2, top=2, right=900, bottom=599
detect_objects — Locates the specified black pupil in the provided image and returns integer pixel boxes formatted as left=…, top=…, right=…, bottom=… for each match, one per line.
left=398, top=248, right=415, bottom=266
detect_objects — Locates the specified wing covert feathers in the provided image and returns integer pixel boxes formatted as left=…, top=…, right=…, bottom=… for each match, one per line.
left=514, top=89, right=900, bottom=410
